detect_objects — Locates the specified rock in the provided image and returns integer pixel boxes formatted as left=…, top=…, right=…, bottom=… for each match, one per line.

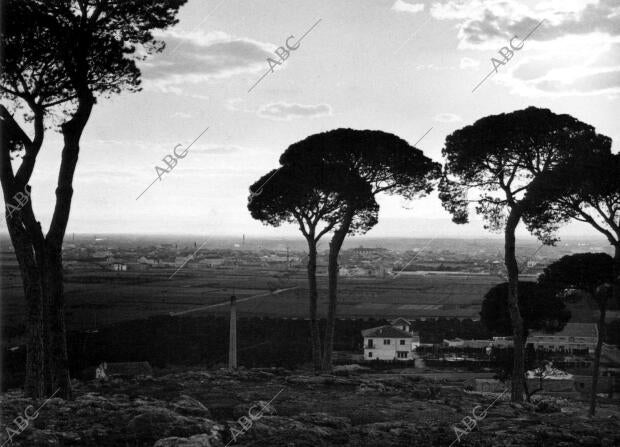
left=333, top=364, right=368, bottom=373
left=535, top=399, right=561, bottom=413
left=81, top=424, right=108, bottom=442
left=160, top=371, right=212, bottom=382
left=20, top=428, right=59, bottom=446
left=285, top=375, right=330, bottom=385
left=244, top=415, right=340, bottom=445
left=127, top=407, right=217, bottom=439
left=153, top=433, right=221, bottom=447
left=357, top=381, right=387, bottom=393
left=294, top=413, right=351, bottom=430
left=170, top=395, right=211, bottom=418
left=409, top=387, right=431, bottom=399
left=232, top=398, right=279, bottom=419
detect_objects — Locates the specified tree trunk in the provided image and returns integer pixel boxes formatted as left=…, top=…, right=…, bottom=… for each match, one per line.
left=613, top=243, right=620, bottom=311
left=1, top=94, right=91, bottom=399
left=321, top=210, right=354, bottom=372
left=2, top=109, right=48, bottom=398
left=306, top=237, right=322, bottom=372
left=6, top=215, right=47, bottom=398
left=41, top=104, right=93, bottom=399
left=504, top=207, right=525, bottom=402
left=5, top=206, right=72, bottom=397
left=589, top=287, right=608, bottom=417
left=44, top=242, right=72, bottom=398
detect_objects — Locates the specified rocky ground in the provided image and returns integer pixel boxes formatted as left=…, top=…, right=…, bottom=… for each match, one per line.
left=1, top=367, right=619, bottom=446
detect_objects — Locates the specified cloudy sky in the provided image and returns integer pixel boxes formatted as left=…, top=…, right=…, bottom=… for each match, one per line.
left=11, top=0, right=620, bottom=239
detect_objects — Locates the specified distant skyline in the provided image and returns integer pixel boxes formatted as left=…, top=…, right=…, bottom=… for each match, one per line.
left=4, top=0, right=619, bottom=238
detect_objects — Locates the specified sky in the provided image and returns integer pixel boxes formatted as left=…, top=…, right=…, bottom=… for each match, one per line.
left=6, top=0, right=620, bottom=239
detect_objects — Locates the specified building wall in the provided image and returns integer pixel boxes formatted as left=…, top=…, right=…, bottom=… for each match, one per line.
left=493, top=336, right=597, bottom=354
left=364, top=337, right=413, bottom=361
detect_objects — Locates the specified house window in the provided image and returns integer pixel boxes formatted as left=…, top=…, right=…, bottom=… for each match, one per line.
left=368, top=339, right=374, bottom=348
left=368, top=352, right=373, bottom=358
left=397, top=351, right=408, bottom=358
left=400, top=340, right=406, bottom=345
left=383, top=339, right=391, bottom=345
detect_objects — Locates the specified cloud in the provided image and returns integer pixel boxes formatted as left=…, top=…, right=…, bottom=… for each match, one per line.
left=434, top=113, right=462, bottom=122
left=415, top=64, right=457, bottom=71
left=140, top=30, right=274, bottom=92
left=225, top=97, right=254, bottom=113
left=459, top=57, right=480, bottom=70
left=192, top=144, right=241, bottom=155
left=257, top=102, right=333, bottom=121
left=392, top=0, right=425, bottom=14
left=494, top=37, right=620, bottom=97
left=171, top=111, right=192, bottom=119
left=429, top=0, right=620, bottom=96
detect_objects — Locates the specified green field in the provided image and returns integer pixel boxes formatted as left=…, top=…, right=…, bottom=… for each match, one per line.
left=1, top=256, right=515, bottom=333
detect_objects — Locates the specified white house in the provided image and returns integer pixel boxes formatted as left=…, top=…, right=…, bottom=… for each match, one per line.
left=138, top=256, right=160, bottom=265
left=110, top=262, right=127, bottom=271
left=362, top=318, right=420, bottom=361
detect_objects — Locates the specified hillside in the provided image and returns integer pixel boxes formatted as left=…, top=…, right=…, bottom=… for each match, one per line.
left=1, top=367, right=619, bottom=446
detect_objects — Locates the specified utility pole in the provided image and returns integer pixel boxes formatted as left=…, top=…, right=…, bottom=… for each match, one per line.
left=229, top=294, right=237, bottom=369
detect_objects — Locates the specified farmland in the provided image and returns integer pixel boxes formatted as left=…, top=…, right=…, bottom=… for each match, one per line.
left=1, top=257, right=512, bottom=335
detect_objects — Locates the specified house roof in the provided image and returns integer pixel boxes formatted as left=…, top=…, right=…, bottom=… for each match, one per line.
left=530, top=322, right=598, bottom=339
left=390, top=317, right=412, bottom=326
left=362, top=325, right=414, bottom=338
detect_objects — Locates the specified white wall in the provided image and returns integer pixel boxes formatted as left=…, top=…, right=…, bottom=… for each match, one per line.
left=364, top=337, right=413, bottom=361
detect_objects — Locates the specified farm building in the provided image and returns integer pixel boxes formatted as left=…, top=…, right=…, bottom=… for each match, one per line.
left=528, top=323, right=598, bottom=354
left=362, top=318, right=420, bottom=361
left=443, top=338, right=491, bottom=349
left=491, top=323, right=599, bottom=354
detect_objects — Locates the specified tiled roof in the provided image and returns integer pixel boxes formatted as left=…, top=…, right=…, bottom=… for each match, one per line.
left=362, top=325, right=414, bottom=338
left=390, top=317, right=412, bottom=326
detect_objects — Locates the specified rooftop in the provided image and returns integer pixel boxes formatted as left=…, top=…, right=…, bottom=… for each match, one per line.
left=362, top=325, right=416, bottom=338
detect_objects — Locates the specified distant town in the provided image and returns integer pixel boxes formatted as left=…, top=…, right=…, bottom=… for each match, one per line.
left=1, top=234, right=613, bottom=279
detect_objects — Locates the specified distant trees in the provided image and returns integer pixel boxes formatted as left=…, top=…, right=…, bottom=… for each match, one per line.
left=481, top=281, right=570, bottom=399
left=439, top=106, right=605, bottom=401
left=539, top=253, right=615, bottom=416
left=0, top=0, right=187, bottom=398
left=278, top=129, right=440, bottom=370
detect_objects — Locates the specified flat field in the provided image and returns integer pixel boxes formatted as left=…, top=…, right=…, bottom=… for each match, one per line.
left=2, top=252, right=521, bottom=332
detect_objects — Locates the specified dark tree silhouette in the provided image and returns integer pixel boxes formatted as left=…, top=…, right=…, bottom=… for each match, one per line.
left=0, top=0, right=187, bottom=398
left=439, top=106, right=604, bottom=401
left=280, top=128, right=440, bottom=370
left=525, top=151, right=619, bottom=305
left=247, top=163, right=378, bottom=371
left=481, top=282, right=570, bottom=337
left=538, top=253, right=614, bottom=416
left=481, top=281, right=571, bottom=400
